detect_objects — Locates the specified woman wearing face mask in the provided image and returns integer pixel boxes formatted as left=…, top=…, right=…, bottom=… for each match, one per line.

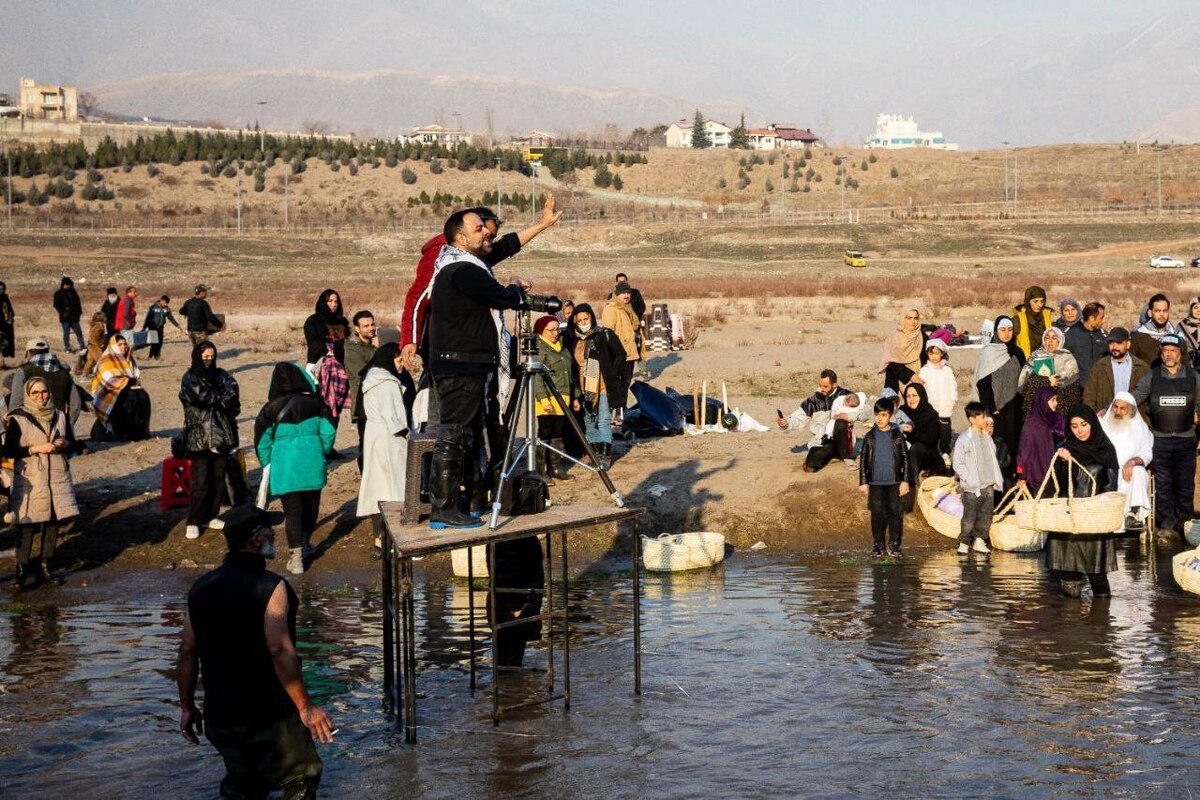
left=533, top=315, right=579, bottom=484
left=180, top=342, right=242, bottom=540
left=569, top=303, right=626, bottom=469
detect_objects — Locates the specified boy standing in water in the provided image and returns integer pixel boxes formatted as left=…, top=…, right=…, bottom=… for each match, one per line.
left=953, top=402, right=1001, bottom=556
left=858, top=398, right=910, bottom=558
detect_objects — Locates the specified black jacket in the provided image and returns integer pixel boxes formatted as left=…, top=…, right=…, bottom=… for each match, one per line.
left=180, top=366, right=241, bottom=454
left=53, top=286, right=82, bottom=323
left=180, top=296, right=220, bottom=333
left=858, top=426, right=909, bottom=486
left=428, top=260, right=523, bottom=377
left=575, top=326, right=627, bottom=408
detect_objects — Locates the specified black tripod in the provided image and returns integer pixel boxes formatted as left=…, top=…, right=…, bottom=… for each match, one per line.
left=490, top=313, right=624, bottom=528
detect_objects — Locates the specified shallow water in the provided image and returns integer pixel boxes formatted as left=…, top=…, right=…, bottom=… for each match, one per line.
left=3, top=541, right=1200, bottom=798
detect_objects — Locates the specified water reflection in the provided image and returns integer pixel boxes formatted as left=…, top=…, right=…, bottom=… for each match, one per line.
left=1, top=545, right=1199, bottom=797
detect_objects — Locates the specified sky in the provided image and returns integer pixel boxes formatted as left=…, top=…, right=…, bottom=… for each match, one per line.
left=4, top=1, right=1198, bottom=146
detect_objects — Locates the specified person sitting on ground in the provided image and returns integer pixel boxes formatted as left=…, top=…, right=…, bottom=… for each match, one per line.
left=4, top=377, right=85, bottom=591
left=355, top=343, right=410, bottom=561
left=878, top=309, right=926, bottom=392
left=900, top=382, right=946, bottom=481
left=142, top=295, right=182, bottom=360
left=1065, top=302, right=1107, bottom=383
left=1053, top=297, right=1082, bottom=334
left=1048, top=404, right=1120, bottom=599
left=918, top=339, right=957, bottom=460
left=254, top=363, right=336, bottom=576
left=180, top=342, right=241, bottom=541
left=1131, top=293, right=1185, bottom=365
left=1100, top=391, right=1154, bottom=531
left=1083, top=326, right=1149, bottom=415
left=858, top=398, right=909, bottom=559
left=1012, top=285, right=1052, bottom=359
left=984, top=415, right=1014, bottom=489
left=953, top=401, right=1002, bottom=556
left=778, top=369, right=862, bottom=446
left=82, top=310, right=107, bottom=375
left=804, top=387, right=868, bottom=472
left=1016, top=386, right=1063, bottom=492
left=569, top=303, right=625, bottom=470
left=974, top=315, right=1024, bottom=463
left=90, top=334, right=151, bottom=442
left=11, top=337, right=82, bottom=427
left=879, top=387, right=910, bottom=428
left=1019, top=327, right=1081, bottom=421
left=533, top=315, right=579, bottom=485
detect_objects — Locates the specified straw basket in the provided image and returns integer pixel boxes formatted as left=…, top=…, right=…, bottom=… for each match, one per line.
left=641, top=532, right=726, bottom=572
left=989, top=484, right=1047, bottom=552
left=451, top=545, right=489, bottom=578
left=1172, top=548, right=1200, bottom=596
left=1014, top=453, right=1126, bottom=535
left=917, top=476, right=962, bottom=539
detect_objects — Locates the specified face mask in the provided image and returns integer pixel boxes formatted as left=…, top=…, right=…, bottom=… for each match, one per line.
left=260, top=539, right=276, bottom=559
left=576, top=322, right=593, bottom=334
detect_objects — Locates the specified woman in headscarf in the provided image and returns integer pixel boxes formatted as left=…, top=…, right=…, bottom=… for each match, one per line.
left=900, top=382, right=945, bottom=480
left=570, top=303, right=626, bottom=470
left=90, top=333, right=151, bottom=441
left=533, top=314, right=578, bottom=484
left=303, top=288, right=351, bottom=366
left=356, top=343, right=410, bottom=560
left=1018, top=327, right=1081, bottom=421
left=1016, top=386, right=1064, bottom=492
left=975, top=315, right=1025, bottom=463
left=1047, top=404, right=1120, bottom=598
left=878, top=309, right=926, bottom=392
left=1178, top=296, right=1200, bottom=369
left=1053, top=297, right=1082, bottom=333
left=3, top=377, right=83, bottom=589
left=254, top=363, right=336, bottom=575
left=1012, top=285, right=1051, bottom=359
left=0, top=281, right=15, bottom=358
left=179, top=341, right=241, bottom=540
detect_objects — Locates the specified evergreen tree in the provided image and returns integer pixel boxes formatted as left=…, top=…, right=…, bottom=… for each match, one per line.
left=593, top=162, right=613, bottom=188
left=690, top=109, right=710, bottom=149
left=728, top=113, right=750, bottom=150
left=612, top=173, right=623, bottom=191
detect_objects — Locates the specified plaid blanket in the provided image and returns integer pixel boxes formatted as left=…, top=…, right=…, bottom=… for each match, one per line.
left=318, top=343, right=350, bottom=421
left=90, top=340, right=139, bottom=423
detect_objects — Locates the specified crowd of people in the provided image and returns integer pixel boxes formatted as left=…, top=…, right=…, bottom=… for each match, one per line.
left=782, top=286, right=1200, bottom=601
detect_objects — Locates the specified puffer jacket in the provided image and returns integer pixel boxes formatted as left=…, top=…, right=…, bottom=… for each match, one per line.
left=254, top=363, right=335, bottom=495
left=179, top=356, right=241, bottom=454
left=534, top=335, right=575, bottom=415
left=3, top=409, right=81, bottom=524
left=600, top=300, right=640, bottom=363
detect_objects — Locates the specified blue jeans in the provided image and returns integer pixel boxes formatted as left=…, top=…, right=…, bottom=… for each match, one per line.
left=61, top=321, right=84, bottom=350
left=583, top=394, right=612, bottom=445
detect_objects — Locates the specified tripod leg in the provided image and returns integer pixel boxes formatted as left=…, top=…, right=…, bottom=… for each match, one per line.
left=540, top=372, right=624, bottom=505
left=491, top=371, right=530, bottom=528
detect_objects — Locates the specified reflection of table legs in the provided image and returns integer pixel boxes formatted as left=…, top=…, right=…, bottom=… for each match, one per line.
left=401, top=555, right=417, bottom=743
left=632, top=520, right=641, bottom=696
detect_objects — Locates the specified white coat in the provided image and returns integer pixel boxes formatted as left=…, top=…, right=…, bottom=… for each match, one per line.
left=918, top=361, right=958, bottom=419
left=356, top=367, right=410, bottom=518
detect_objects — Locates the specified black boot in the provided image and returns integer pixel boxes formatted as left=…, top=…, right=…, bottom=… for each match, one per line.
left=551, top=440, right=573, bottom=481
left=596, top=443, right=611, bottom=470
left=38, top=559, right=63, bottom=587
left=429, top=444, right=483, bottom=530
left=536, top=447, right=556, bottom=486
left=14, top=563, right=32, bottom=591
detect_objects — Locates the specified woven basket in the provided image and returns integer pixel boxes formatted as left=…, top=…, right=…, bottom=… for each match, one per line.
left=989, top=484, right=1047, bottom=551
left=1014, top=453, right=1126, bottom=535
left=1172, top=548, right=1200, bottom=596
left=917, top=476, right=961, bottom=539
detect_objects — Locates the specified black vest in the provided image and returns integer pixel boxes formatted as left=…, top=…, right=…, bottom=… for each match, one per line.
left=1148, top=366, right=1197, bottom=435
left=429, top=261, right=500, bottom=376
left=187, top=552, right=298, bottom=728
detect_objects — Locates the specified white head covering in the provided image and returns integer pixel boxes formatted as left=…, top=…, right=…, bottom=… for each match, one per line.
left=1101, top=391, right=1153, bottom=465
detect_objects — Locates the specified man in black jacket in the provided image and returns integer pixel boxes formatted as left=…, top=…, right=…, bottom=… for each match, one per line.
left=180, top=284, right=223, bottom=347
left=427, top=209, right=528, bottom=529
left=52, top=276, right=84, bottom=352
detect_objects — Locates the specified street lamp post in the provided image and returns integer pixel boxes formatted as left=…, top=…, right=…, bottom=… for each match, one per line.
left=495, top=155, right=501, bottom=213
left=1155, top=146, right=1164, bottom=217
left=256, top=101, right=268, bottom=155
left=1001, top=140, right=1009, bottom=206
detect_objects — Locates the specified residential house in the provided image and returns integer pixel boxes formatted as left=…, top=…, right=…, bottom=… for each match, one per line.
left=18, top=77, right=78, bottom=121
left=768, top=123, right=822, bottom=150
left=746, top=128, right=778, bottom=150
left=665, top=118, right=732, bottom=149
left=403, top=124, right=469, bottom=146
left=510, top=130, right=557, bottom=148
left=865, top=114, right=957, bottom=150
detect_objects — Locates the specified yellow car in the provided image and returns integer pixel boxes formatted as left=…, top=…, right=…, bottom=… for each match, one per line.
left=843, top=250, right=867, bottom=268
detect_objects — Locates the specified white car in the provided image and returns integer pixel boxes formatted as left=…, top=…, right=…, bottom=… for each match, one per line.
left=1149, top=255, right=1185, bottom=269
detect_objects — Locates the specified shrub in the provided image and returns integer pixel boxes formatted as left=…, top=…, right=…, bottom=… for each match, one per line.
left=88, top=168, right=103, bottom=182
left=429, top=159, right=443, bottom=174
left=612, top=174, right=623, bottom=191
left=147, top=164, right=160, bottom=178
left=222, top=165, right=237, bottom=178
left=764, top=178, right=774, bottom=192
left=199, top=163, right=210, bottom=175
left=27, top=181, right=47, bottom=206
left=593, top=162, right=613, bottom=188
left=802, top=183, right=811, bottom=192
left=401, top=167, right=417, bottom=184
left=291, top=159, right=307, bottom=175
left=832, top=156, right=842, bottom=166
left=48, top=164, right=64, bottom=178
left=804, top=148, right=813, bottom=159
left=169, top=150, right=182, bottom=166
left=890, top=166, right=899, bottom=178
left=737, top=175, right=751, bottom=190
left=329, top=161, right=340, bottom=172
left=861, top=159, right=868, bottom=171
left=718, top=177, right=727, bottom=189
left=814, top=173, right=823, bottom=182
left=385, top=153, right=399, bottom=168
left=50, top=178, right=73, bottom=199
left=64, top=169, right=78, bottom=181
left=348, top=163, right=358, bottom=176
left=797, top=158, right=806, bottom=168
left=254, top=172, right=266, bottom=193
left=868, top=153, right=877, bottom=163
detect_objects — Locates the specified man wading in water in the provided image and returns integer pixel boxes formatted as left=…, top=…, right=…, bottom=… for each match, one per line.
left=177, top=506, right=333, bottom=799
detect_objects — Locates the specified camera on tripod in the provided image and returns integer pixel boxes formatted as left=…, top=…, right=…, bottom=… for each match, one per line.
left=518, top=290, right=563, bottom=315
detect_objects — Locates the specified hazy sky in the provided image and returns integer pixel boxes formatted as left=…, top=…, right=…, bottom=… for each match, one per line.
left=5, top=1, right=1198, bottom=146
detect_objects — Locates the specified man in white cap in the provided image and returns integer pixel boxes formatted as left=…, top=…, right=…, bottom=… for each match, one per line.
left=1101, top=391, right=1154, bottom=531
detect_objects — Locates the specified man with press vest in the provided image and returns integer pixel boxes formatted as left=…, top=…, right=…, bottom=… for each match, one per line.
left=1131, top=334, right=1200, bottom=538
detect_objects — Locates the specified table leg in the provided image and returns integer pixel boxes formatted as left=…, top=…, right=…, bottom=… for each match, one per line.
left=632, top=519, right=642, bottom=696
left=382, top=538, right=394, bottom=714
left=402, top=556, right=418, bottom=743
left=562, top=528, right=571, bottom=711
left=545, top=532, right=555, bottom=696
left=467, top=547, right=477, bottom=694
left=490, top=542, right=500, bottom=727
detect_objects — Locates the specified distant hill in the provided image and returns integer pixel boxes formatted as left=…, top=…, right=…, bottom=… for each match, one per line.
left=89, top=68, right=751, bottom=140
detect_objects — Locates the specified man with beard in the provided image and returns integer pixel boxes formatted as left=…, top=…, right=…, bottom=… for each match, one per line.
left=778, top=369, right=867, bottom=451
left=1065, top=302, right=1107, bottom=382
left=1132, top=335, right=1200, bottom=538
left=1100, top=392, right=1155, bottom=531
left=426, top=209, right=530, bottom=529
left=177, top=505, right=332, bottom=799
left=1132, top=293, right=1186, bottom=365
left=1084, top=327, right=1149, bottom=415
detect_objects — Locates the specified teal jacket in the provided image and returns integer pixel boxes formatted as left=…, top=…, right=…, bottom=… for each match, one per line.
left=254, top=363, right=336, bottom=495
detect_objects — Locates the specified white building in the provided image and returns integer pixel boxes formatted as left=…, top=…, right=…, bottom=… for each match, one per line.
left=665, top=118, right=732, bottom=149
left=403, top=124, right=469, bottom=146
left=865, top=114, right=957, bottom=150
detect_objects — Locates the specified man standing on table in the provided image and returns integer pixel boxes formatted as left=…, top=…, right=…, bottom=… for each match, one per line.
left=426, top=209, right=530, bottom=530
left=176, top=505, right=332, bottom=799
left=1131, top=334, right=1200, bottom=539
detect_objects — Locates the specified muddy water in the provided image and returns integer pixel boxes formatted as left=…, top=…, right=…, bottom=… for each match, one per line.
left=3, top=543, right=1200, bottom=798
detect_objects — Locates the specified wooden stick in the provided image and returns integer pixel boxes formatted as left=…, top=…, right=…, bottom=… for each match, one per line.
left=722, top=381, right=728, bottom=413
left=701, top=380, right=707, bottom=428
left=692, top=386, right=699, bottom=428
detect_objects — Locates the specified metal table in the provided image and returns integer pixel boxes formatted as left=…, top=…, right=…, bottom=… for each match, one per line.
left=380, top=502, right=645, bottom=743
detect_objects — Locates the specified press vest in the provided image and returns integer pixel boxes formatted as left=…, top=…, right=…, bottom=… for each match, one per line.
left=1148, top=366, right=1197, bottom=436
left=187, top=553, right=299, bottom=728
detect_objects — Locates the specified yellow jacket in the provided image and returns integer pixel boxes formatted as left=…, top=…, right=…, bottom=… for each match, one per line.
left=1014, top=307, right=1051, bottom=358
left=601, top=300, right=640, bottom=363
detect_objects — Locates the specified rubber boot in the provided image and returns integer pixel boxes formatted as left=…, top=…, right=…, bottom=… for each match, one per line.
left=551, top=439, right=573, bottom=481
left=536, top=447, right=556, bottom=486
left=462, top=455, right=488, bottom=519
left=38, top=559, right=63, bottom=587
left=597, top=443, right=611, bottom=470
left=1061, top=579, right=1083, bottom=598
left=429, top=446, right=483, bottom=530
left=14, top=563, right=31, bottom=592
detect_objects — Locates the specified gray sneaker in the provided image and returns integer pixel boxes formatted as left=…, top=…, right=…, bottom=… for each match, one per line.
left=286, top=547, right=305, bottom=575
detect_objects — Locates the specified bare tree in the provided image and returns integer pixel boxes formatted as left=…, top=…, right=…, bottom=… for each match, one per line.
left=77, top=90, right=99, bottom=118
left=302, top=120, right=332, bottom=135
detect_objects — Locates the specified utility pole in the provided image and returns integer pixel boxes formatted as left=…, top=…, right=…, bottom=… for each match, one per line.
left=1001, top=140, right=1009, bottom=205
left=530, top=162, right=537, bottom=224
left=495, top=155, right=501, bottom=212
left=256, top=101, right=268, bottom=155
left=284, top=169, right=289, bottom=228
left=236, top=173, right=243, bottom=234
left=1012, top=149, right=1018, bottom=215
left=1156, top=146, right=1164, bottom=217
left=2, top=114, right=12, bottom=231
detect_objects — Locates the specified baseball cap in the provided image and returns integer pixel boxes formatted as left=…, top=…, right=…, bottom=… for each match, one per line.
left=614, top=282, right=632, bottom=295
left=25, top=337, right=49, bottom=352
left=1160, top=333, right=1184, bottom=350
left=195, top=283, right=211, bottom=293
left=219, top=505, right=286, bottom=549
left=1106, top=327, right=1130, bottom=343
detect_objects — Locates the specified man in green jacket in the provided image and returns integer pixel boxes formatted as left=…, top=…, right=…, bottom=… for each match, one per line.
left=344, top=310, right=377, bottom=471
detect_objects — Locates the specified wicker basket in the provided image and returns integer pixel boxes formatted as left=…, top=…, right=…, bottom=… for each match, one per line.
left=917, top=476, right=962, bottom=539
left=1015, top=453, right=1126, bottom=534
left=1172, top=548, right=1200, bottom=596
left=641, top=532, right=726, bottom=572
left=989, top=485, right=1047, bottom=552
